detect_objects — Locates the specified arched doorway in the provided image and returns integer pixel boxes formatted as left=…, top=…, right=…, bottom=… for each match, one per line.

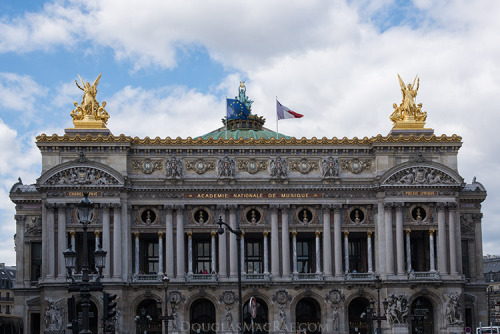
left=243, top=298, right=269, bottom=333
left=348, top=297, right=370, bottom=334
left=296, top=298, right=322, bottom=333
left=190, top=298, right=216, bottom=334
left=135, top=299, right=162, bottom=334
left=410, top=296, right=434, bottom=334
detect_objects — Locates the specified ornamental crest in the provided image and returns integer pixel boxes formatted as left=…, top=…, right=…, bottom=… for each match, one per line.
left=341, top=158, right=371, bottom=174
left=272, top=290, right=292, bottom=305
left=270, top=156, right=288, bottom=179
left=185, top=159, right=215, bottom=174
left=168, top=291, right=185, bottom=305
left=46, top=167, right=120, bottom=186
left=217, top=157, right=236, bottom=178
left=25, top=216, right=42, bottom=236
left=219, top=291, right=236, bottom=305
left=289, top=158, right=319, bottom=174
left=237, top=159, right=267, bottom=174
left=325, top=289, right=345, bottom=304
left=131, top=159, right=163, bottom=174
left=322, top=156, right=340, bottom=178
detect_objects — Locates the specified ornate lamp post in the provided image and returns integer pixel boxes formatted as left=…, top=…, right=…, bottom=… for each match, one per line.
left=216, top=216, right=243, bottom=334
left=159, top=276, right=175, bottom=334
left=63, top=193, right=106, bottom=334
left=371, top=275, right=388, bottom=334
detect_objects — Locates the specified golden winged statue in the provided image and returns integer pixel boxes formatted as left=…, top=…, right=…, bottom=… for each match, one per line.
left=70, top=73, right=109, bottom=128
left=390, top=74, right=427, bottom=129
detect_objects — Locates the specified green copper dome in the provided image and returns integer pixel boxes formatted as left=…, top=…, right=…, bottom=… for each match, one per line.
left=197, top=115, right=291, bottom=140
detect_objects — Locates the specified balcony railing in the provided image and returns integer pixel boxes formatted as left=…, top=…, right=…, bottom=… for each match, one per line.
left=186, top=273, right=217, bottom=282
left=244, top=273, right=271, bottom=281
left=71, top=274, right=100, bottom=282
left=131, top=273, right=163, bottom=282
left=408, top=271, right=441, bottom=280
left=346, top=272, right=376, bottom=280
left=292, top=272, right=324, bottom=281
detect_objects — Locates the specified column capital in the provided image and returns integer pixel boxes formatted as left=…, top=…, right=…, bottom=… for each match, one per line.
left=211, top=231, right=217, bottom=237
left=263, top=231, right=269, bottom=238
left=367, top=231, right=373, bottom=237
left=436, top=202, right=446, bottom=211
left=94, top=231, right=101, bottom=237
left=384, top=202, right=394, bottom=209
left=111, top=203, right=121, bottom=209
left=55, top=203, right=67, bottom=209
left=14, top=215, right=26, bottom=224
left=405, top=229, right=411, bottom=236
left=134, top=232, right=140, bottom=238
left=291, top=231, right=297, bottom=237
left=187, top=231, right=192, bottom=238
left=344, top=231, right=349, bottom=237
left=241, top=231, right=245, bottom=238
left=216, top=205, right=226, bottom=212
left=101, top=203, right=111, bottom=212
left=70, top=231, right=76, bottom=237
left=447, top=202, right=457, bottom=211
left=315, top=231, right=321, bottom=238
left=280, top=204, right=290, bottom=210
left=45, top=203, right=56, bottom=210
left=332, top=204, right=342, bottom=212
left=174, top=205, right=184, bottom=212
left=270, top=204, right=279, bottom=212
left=164, top=205, right=174, bottom=213
left=429, top=229, right=435, bottom=236
left=394, top=202, right=404, bottom=210
left=158, top=232, right=164, bottom=238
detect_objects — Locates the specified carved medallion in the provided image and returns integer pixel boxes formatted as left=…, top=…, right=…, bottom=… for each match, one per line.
left=186, top=159, right=215, bottom=174
left=341, top=158, right=371, bottom=174
left=290, top=158, right=319, bottom=174
left=219, top=291, right=236, bottom=305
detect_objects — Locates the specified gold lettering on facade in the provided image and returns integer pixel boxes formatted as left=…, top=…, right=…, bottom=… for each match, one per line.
left=186, top=192, right=322, bottom=199
left=403, top=191, right=437, bottom=196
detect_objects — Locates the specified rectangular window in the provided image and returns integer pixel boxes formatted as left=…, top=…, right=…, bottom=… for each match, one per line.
left=410, top=232, right=430, bottom=272
left=194, top=239, right=211, bottom=273
left=245, top=239, right=263, bottom=274
left=6, top=305, right=10, bottom=314
left=144, top=240, right=159, bottom=274
left=297, top=239, right=314, bottom=273
left=31, top=242, right=42, bottom=281
left=347, top=235, right=368, bottom=273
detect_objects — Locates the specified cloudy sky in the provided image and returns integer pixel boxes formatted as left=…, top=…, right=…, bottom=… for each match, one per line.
left=0, top=0, right=499, bottom=266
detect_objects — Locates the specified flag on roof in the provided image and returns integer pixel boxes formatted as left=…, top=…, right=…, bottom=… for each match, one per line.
left=227, top=99, right=249, bottom=120
left=277, top=100, right=303, bottom=120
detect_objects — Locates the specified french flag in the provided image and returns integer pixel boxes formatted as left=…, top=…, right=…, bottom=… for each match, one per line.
left=277, top=100, right=303, bottom=120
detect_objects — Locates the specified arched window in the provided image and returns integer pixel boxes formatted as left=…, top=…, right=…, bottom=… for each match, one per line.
left=348, top=297, right=370, bottom=334
left=135, top=299, right=161, bottom=334
left=296, top=298, right=321, bottom=333
left=190, top=298, right=216, bottom=334
left=410, top=296, right=434, bottom=334
left=243, top=298, right=269, bottom=333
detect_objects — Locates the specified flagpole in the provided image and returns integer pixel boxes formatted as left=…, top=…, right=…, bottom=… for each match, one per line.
left=276, top=96, right=279, bottom=140
left=225, top=96, right=228, bottom=140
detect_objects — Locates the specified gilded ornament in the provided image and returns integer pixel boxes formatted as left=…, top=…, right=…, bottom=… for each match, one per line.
left=390, top=74, right=430, bottom=130
left=70, top=73, right=110, bottom=129
left=340, top=158, right=371, bottom=174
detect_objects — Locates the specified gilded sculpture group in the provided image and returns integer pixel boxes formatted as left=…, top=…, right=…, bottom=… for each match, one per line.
left=70, top=73, right=110, bottom=126
left=390, top=74, right=428, bottom=125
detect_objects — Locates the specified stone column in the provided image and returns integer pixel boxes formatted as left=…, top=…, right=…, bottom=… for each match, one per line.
left=134, top=232, right=140, bottom=274
left=241, top=232, right=245, bottom=274
left=367, top=232, right=373, bottom=273
left=377, top=198, right=386, bottom=276
left=41, top=201, right=48, bottom=279
left=112, top=204, right=122, bottom=279
left=165, top=205, right=174, bottom=278
left=175, top=206, right=185, bottom=279
left=437, top=203, right=448, bottom=275
left=70, top=231, right=76, bottom=251
left=217, top=206, right=227, bottom=278
left=322, top=205, right=332, bottom=278
left=448, top=203, right=458, bottom=275
left=429, top=230, right=436, bottom=272
left=14, top=215, right=26, bottom=286
left=270, top=205, right=280, bottom=279
left=384, top=203, right=394, bottom=275
left=315, top=231, right=321, bottom=274
left=211, top=232, right=217, bottom=273
left=263, top=232, right=269, bottom=274
left=395, top=203, right=405, bottom=276
left=334, top=206, right=343, bottom=277
left=292, top=231, right=298, bottom=274
left=121, top=200, right=130, bottom=282
left=102, top=204, right=111, bottom=278
left=229, top=205, right=238, bottom=278
left=94, top=231, right=100, bottom=249
left=47, top=204, right=55, bottom=279
left=405, top=230, right=412, bottom=273
left=281, top=205, right=290, bottom=278
left=158, top=232, right=164, bottom=275
left=344, top=232, right=349, bottom=273
left=57, top=204, right=67, bottom=280
left=187, top=232, right=193, bottom=275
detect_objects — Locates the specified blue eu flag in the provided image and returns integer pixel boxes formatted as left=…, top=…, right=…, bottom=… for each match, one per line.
left=227, top=99, right=249, bottom=120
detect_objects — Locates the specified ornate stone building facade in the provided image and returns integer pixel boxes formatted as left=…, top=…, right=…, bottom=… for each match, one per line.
left=10, top=78, right=488, bottom=333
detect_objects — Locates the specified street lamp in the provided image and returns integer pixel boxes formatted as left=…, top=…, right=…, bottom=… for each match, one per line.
left=371, top=275, right=388, bottom=334
left=159, top=276, right=175, bottom=334
left=63, top=193, right=106, bottom=334
left=216, top=216, right=243, bottom=334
